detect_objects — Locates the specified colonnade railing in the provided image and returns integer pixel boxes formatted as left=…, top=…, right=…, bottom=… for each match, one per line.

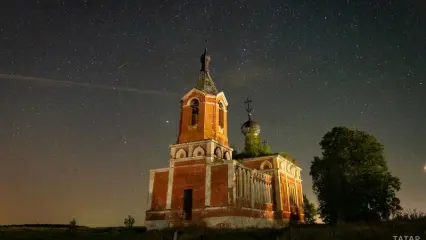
left=235, top=164, right=273, bottom=209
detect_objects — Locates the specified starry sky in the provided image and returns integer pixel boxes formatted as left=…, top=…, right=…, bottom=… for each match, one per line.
left=1, top=0, right=425, bottom=227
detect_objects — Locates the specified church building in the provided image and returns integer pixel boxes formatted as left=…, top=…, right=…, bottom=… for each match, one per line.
left=145, top=49, right=304, bottom=229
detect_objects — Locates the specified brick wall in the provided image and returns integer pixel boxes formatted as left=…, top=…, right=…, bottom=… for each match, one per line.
left=177, top=90, right=229, bottom=146
left=174, top=159, right=205, bottom=167
left=151, top=171, right=169, bottom=210
left=210, top=164, right=229, bottom=206
left=242, top=160, right=262, bottom=169
left=280, top=173, right=289, bottom=211
left=171, top=164, right=206, bottom=210
left=242, top=158, right=273, bottom=170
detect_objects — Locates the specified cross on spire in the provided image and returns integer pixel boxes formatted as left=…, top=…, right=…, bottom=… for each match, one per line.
left=196, top=46, right=218, bottom=94
left=244, top=98, right=253, bottom=119
left=200, top=41, right=211, bottom=72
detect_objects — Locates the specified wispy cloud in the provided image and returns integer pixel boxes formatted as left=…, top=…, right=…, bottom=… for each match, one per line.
left=0, top=74, right=180, bottom=96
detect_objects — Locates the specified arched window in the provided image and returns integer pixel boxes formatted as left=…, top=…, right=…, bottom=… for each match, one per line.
left=260, top=160, right=272, bottom=170
left=218, top=102, right=224, bottom=128
left=190, top=99, right=199, bottom=126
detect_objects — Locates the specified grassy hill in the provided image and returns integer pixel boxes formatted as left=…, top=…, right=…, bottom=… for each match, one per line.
left=1, top=220, right=425, bottom=240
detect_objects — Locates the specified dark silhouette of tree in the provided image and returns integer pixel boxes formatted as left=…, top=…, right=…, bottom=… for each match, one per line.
left=303, top=194, right=318, bottom=224
left=231, top=145, right=238, bottom=159
left=310, top=127, right=402, bottom=224
left=69, top=218, right=77, bottom=232
left=124, top=215, right=135, bottom=228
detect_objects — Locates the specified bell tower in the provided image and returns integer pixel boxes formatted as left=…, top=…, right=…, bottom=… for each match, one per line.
left=177, top=48, right=229, bottom=147
left=169, top=48, right=232, bottom=163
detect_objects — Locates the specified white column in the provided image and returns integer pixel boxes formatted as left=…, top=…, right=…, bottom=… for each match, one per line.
left=274, top=170, right=283, bottom=211
left=294, top=182, right=299, bottom=206
left=285, top=173, right=290, bottom=211
left=238, top=167, right=243, bottom=198
left=228, top=162, right=235, bottom=204
left=242, top=169, right=246, bottom=198
left=256, top=180, right=259, bottom=204
left=268, top=184, right=271, bottom=203
left=188, top=145, right=194, bottom=157
left=205, top=164, right=211, bottom=206
left=253, top=180, right=256, bottom=203
left=300, top=179, right=304, bottom=206
left=251, top=173, right=255, bottom=208
left=166, top=167, right=174, bottom=209
left=245, top=170, right=249, bottom=199
left=206, top=141, right=215, bottom=163
left=147, top=171, right=155, bottom=210
left=266, top=184, right=269, bottom=203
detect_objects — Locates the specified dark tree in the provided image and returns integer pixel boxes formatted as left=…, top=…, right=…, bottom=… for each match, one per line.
left=124, top=215, right=135, bottom=228
left=69, top=218, right=77, bottom=232
left=303, top=194, right=318, bottom=224
left=310, top=127, right=402, bottom=224
left=231, top=145, right=238, bottom=159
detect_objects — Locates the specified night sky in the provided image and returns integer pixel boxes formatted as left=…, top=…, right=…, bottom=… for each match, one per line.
left=1, top=0, right=425, bottom=227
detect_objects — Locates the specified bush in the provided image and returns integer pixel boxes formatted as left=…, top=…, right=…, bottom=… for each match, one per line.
left=394, top=209, right=426, bottom=221
left=124, top=215, right=136, bottom=228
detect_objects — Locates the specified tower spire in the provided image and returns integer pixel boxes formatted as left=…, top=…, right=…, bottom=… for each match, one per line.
left=200, top=46, right=210, bottom=72
left=195, top=44, right=218, bottom=95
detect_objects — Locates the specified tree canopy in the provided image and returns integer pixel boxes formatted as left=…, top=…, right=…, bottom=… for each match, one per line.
left=234, top=132, right=273, bottom=159
left=303, top=194, right=318, bottom=224
left=310, top=127, right=401, bottom=224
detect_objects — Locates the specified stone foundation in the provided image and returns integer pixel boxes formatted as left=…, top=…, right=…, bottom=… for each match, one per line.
left=146, top=216, right=288, bottom=230
left=145, top=207, right=295, bottom=230
left=203, top=216, right=288, bottom=229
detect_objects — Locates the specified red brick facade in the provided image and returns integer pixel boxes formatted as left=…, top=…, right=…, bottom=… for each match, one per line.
left=171, top=164, right=206, bottom=210
left=210, top=164, right=229, bottom=207
left=177, top=90, right=229, bottom=146
left=151, top=171, right=168, bottom=211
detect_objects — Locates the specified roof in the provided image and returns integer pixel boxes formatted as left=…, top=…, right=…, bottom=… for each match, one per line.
left=195, top=71, right=218, bottom=95
left=195, top=48, right=219, bottom=95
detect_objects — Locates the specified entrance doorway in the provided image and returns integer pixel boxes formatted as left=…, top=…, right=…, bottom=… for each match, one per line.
left=183, top=189, right=193, bottom=220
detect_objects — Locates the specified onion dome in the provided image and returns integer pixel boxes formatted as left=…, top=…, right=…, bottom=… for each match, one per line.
left=241, top=97, right=260, bottom=136
left=241, top=119, right=260, bottom=136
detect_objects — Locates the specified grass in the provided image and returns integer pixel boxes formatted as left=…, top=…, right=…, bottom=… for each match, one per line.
left=1, top=220, right=425, bottom=240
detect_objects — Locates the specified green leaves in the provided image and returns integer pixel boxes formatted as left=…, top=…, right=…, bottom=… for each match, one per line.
left=303, top=195, right=318, bottom=224
left=244, top=132, right=262, bottom=157
left=233, top=132, right=273, bottom=159
left=310, top=126, right=401, bottom=224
